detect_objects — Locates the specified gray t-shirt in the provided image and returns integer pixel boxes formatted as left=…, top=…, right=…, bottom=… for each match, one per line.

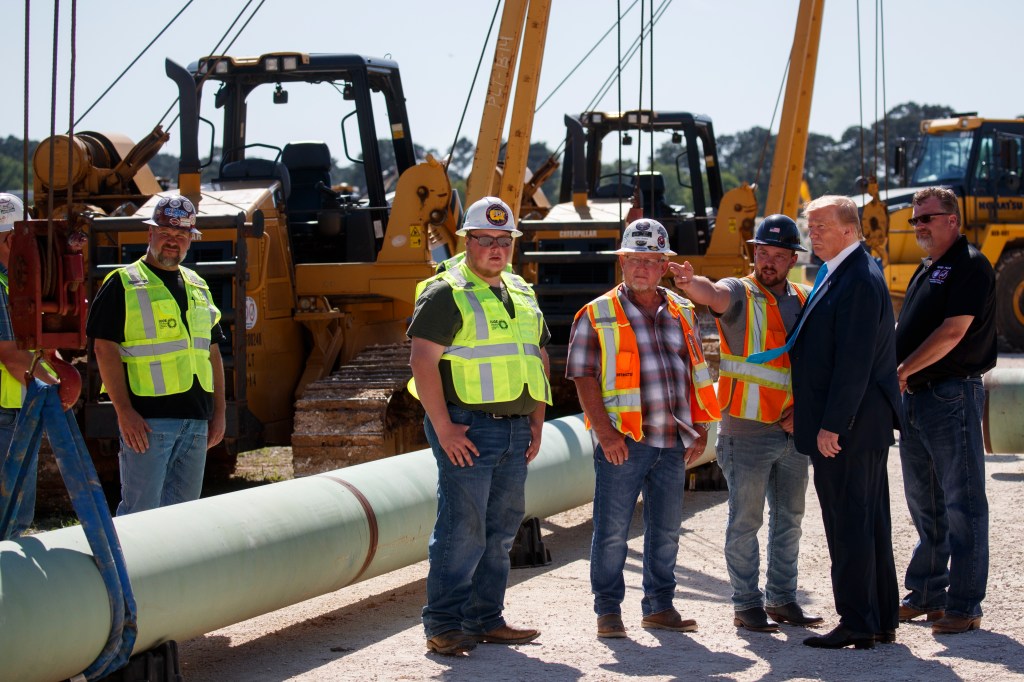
left=713, top=277, right=805, bottom=436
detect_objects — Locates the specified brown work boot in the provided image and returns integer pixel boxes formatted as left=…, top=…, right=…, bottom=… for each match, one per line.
left=475, top=624, right=540, bottom=645
left=597, top=613, right=627, bottom=638
left=426, top=629, right=477, bottom=655
left=932, top=614, right=982, bottom=634
left=898, top=604, right=945, bottom=622
left=641, top=607, right=698, bottom=632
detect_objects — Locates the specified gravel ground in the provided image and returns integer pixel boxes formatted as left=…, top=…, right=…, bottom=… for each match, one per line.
left=174, top=358, right=1024, bottom=681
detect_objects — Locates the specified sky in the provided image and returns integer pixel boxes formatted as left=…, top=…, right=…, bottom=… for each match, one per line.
left=4, top=0, right=1022, bottom=168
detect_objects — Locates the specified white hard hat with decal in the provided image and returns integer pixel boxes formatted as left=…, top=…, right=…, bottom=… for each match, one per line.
left=0, top=193, right=26, bottom=232
left=457, top=196, right=523, bottom=237
left=614, top=218, right=676, bottom=255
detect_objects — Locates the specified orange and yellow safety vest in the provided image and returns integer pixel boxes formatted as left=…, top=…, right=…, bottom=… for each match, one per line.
left=579, top=288, right=720, bottom=442
left=717, top=276, right=810, bottom=423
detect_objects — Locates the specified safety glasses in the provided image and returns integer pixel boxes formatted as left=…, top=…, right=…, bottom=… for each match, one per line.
left=468, top=234, right=513, bottom=248
left=907, top=212, right=951, bottom=227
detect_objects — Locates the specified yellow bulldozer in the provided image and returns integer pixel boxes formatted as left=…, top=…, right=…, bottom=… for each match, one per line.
left=29, top=52, right=463, bottom=482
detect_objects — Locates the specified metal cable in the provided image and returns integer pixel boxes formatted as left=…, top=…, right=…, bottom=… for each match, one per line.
left=46, top=1, right=59, bottom=224
left=880, top=0, right=889, bottom=193
left=754, top=55, right=791, bottom=189
left=21, top=0, right=29, bottom=216
left=635, top=0, right=644, bottom=174
left=534, top=0, right=640, bottom=114
left=74, top=0, right=196, bottom=128
left=157, top=0, right=259, bottom=131
left=648, top=0, right=654, bottom=183
left=856, top=0, right=866, bottom=189
left=617, top=0, right=623, bottom=222
left=445, top=0, right=502, bottom=170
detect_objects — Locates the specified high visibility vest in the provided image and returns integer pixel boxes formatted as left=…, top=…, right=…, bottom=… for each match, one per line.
left=717, top=276, right=810, bottom=423
left=116, top=259, right=220, bottom=397
left=423, top=260, right=551, bottom=406
left=414, top=252, right=513, bottom=300
left=578, top=288, right=721, bottom=442
left=0, top=272, right=56, bottom=408
left=0, top=271, right=22, bottom=408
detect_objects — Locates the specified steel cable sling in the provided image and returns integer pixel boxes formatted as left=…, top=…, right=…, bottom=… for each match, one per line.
left=0, top=380, right=138, bottom=680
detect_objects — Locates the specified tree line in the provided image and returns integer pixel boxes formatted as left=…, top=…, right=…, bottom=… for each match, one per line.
left=1, top=101, right=952, bottom=210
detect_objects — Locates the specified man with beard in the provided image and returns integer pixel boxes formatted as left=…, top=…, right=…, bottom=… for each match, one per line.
left=87, top=195, right=226, bottom=515
left=567, top=219, right=720, bottom=639
left=670, top=214, right=823, bottom=634
left=895, top=187, right=996, bottom=634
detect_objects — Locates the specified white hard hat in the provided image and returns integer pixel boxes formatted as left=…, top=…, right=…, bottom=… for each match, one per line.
left=0, top=193, right=26, bottom=232
left=614, top=218, right=676, bottom=256
left=457, top=196, right=523, bottom=237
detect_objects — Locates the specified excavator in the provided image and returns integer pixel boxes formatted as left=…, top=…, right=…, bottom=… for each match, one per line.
left=857, top=114, right=1024, bottom=349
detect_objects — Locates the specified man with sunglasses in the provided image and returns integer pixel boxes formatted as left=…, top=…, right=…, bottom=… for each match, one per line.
left=895, top=187, right=996, bottom=635
left=669, top=215, right=823, bottom=634
left=409, top=196, right=551, bottom=656
left=567, top=219, right=720, bottom=639
left=87, top=194, right=226, bottom=515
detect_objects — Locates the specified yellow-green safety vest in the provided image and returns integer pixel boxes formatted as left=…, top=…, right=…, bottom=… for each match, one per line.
left=116, top=259, right=220, bottom=396
left=0, top=271, right=22, bottom=408
left=416, top=260, right=551, bottom=406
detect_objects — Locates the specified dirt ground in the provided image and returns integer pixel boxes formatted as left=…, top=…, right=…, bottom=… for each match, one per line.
left=172, top=357, right=1024, bottom=681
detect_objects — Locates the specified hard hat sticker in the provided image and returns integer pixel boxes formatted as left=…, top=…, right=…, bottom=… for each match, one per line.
left=485, top=204, right=509, bottom=226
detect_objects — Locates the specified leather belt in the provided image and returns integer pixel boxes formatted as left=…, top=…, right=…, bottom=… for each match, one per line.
left=906, top=374, right=982, bottom=395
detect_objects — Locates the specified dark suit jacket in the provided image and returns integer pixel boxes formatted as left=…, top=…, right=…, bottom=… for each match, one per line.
left=790, top=246, right=901, bottom=456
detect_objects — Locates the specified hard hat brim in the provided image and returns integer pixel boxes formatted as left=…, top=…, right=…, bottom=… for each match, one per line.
left=457, top=225, right=524, bottom=238
left=746, top=238, right=808, bottom=252
left=612, top=245, right=677, bottom=256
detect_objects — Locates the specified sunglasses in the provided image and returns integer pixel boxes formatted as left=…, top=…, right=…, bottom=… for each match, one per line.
left=468, top=234, right=513, bottom=248
left=907, top=212, right=951, bottom=227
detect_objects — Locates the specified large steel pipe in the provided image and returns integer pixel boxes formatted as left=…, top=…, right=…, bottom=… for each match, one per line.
left=984, top=368, right=1024, bottom=453
left=0, top=416, right=592, bottom=681
left=0, top=414, right=717, bottom=682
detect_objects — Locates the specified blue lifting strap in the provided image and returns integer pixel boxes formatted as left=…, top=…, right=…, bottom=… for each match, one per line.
left=0, top=379, right=139, bottom=680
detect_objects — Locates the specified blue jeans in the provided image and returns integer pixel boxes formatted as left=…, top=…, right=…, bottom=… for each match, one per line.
left=717, top=428, right=809, bottom=610
left=0, top=407, right=37, bottom=536
left=591, top=438, right=687, bottom=617
left=116, top=418, right=208, bottom=516
left=421, top=405, right=531, bottom=638
left=900, top=378, right=988, bottom=618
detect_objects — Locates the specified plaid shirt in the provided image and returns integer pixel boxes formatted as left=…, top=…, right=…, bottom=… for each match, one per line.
left=566, top=283, right=699, bottom=448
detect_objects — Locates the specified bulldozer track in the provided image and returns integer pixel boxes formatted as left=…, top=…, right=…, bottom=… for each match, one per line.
left=291, top=343, right=426, bottom=476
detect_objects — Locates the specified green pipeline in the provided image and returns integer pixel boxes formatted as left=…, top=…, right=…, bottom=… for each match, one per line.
left=0, top=414, right=719, bottom=682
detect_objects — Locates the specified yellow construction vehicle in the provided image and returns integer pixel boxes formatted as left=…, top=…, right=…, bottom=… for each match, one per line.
left=858, top=114, right=1024, bottom=349
left=31, top=52, right=462, bottom=481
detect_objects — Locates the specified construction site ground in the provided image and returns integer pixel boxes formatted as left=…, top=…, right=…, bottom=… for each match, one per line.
left=166, top=355, right=1024, bottom=681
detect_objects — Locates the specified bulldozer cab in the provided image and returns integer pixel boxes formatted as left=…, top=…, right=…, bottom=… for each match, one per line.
left=189, top=52, right=420, bottom=265
left=558, top=109, right=725, bottom=256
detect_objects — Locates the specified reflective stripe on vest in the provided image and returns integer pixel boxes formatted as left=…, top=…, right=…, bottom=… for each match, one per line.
left=0, top=271, right=23, bottom=408
left=717, top=276, right=809, bottom=423
left=579, top=288, right=721, bottom=441
left=438, top=261, right=551, bottom=405
left=118, top=260, right=220, bottom=397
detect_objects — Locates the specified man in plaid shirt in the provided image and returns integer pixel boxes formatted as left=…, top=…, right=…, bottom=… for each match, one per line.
left=567, top=219, right=720, bottom=639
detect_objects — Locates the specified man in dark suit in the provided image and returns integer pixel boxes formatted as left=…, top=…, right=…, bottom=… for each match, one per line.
left=787, top=195, right=901, bottom=649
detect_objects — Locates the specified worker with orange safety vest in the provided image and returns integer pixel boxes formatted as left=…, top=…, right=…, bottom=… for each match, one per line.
left=669, top=214, right=824, bottom=634
left=567, top=218, right=721, bottom=640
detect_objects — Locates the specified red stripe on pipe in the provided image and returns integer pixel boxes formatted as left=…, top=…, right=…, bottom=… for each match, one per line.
left=321, top=475, right=379, bottom=584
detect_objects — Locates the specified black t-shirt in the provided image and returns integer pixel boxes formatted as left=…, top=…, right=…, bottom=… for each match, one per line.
left=86, top=264, right=226, bottom=420
left=895, top=235, right=997, bottom=389
left=406, top=277, right=550, bottom=416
